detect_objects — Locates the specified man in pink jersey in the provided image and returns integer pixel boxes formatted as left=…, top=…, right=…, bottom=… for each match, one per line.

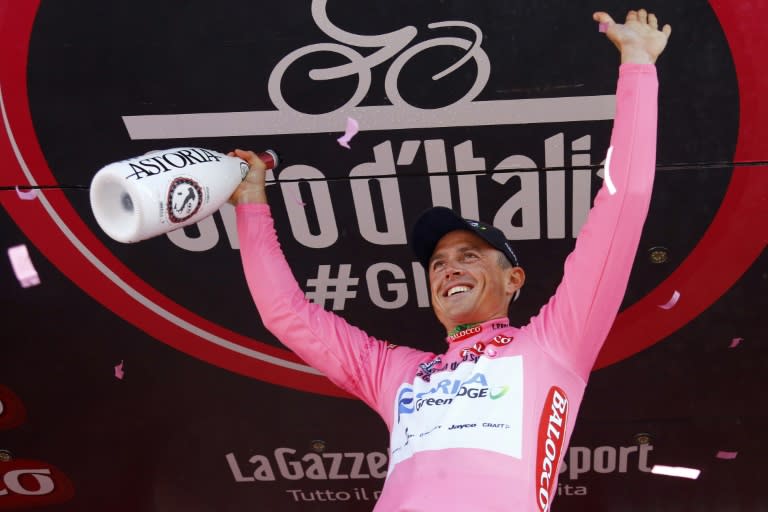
left=229, top=8, right=670, bottom=511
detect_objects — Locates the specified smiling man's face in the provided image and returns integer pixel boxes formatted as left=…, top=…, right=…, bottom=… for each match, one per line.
left=428, top=230, right=524, bottom=332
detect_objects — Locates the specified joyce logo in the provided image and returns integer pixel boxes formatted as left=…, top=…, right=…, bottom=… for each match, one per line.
left=166, top=177, right=203, bottom=223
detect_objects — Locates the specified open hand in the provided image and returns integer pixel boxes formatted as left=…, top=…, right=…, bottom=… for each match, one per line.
left=594, top=9, right=672, bottom=64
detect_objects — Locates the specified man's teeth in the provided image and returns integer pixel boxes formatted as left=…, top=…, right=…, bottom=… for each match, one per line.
left=447, top=286, right=471, bottom=297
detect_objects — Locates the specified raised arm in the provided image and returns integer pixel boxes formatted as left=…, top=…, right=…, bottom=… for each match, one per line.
left=526, top=9, right=671, bottom=379
left=230, top=150, right=423, bottom=414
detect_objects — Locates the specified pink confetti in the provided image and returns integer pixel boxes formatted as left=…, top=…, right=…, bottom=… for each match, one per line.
left=599, top=22, right=609, bottom=33
left=15, top=186, right=38, bottom=200
left=337, top=117, right=360, bottom=149
left=7, top=244, right=40, bottom=288
left=485, top=347, right=497, bottom=358
left=716, top=451, right=738, bottom=460
left=729, top=337, right=743, bottom=348
left=658, top=290, right=680, bottom=310
left=114, top=361, right=125, bottom=380
left=293, top=193, right=306, bottom=207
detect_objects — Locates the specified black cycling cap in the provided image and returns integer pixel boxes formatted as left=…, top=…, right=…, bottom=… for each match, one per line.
left=410, top=207, right=520, bottom=269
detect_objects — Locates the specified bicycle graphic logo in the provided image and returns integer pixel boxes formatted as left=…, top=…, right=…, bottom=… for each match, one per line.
left=267, top=0, right=491, bottom=114
left=121, top=0, right=615, bottom=139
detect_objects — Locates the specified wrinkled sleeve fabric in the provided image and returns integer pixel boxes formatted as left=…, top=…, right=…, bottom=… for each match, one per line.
left=236, top=203, right=415, bottom=415
left=526, top=64, right=659, bottom=380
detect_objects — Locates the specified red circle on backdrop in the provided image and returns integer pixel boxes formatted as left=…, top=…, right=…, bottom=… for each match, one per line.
left=0, top=1, right=765, bottom=396
left=0, top=459, right=75, bottom=509
left=0, top=385, right=27, bottom=431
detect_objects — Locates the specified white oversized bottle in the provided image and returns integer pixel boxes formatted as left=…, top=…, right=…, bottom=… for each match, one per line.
left=89, top=147, right=277, bottom=243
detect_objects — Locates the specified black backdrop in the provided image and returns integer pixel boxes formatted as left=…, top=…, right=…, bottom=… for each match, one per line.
left=1, top=1, right=766, bottom=510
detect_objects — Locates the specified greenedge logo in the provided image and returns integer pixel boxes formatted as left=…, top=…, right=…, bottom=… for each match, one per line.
left=396, top=373, right=511, bottom=422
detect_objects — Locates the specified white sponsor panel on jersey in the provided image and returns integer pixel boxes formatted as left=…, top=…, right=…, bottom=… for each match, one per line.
left=389, top=356, right=523, bottom=470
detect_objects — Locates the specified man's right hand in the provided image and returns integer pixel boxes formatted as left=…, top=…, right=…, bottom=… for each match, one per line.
left=227, top=149, right=269, bottom=205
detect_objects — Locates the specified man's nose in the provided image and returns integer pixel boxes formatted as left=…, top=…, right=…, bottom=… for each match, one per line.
left=443, top=262, right=464, bottom=278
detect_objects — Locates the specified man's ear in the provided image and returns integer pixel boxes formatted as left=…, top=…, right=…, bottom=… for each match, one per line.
left=506, top=267, right=526, bottom=295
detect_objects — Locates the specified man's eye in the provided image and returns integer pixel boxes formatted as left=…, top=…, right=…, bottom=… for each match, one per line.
left=432, top=261, right=445, bottom=271
left=463, top=253, right=478, bottom=261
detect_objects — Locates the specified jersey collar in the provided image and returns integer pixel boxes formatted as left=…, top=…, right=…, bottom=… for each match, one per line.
left=445, top=317, right=513, bottom=344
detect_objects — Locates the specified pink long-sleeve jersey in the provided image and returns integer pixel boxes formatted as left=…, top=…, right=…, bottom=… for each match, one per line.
left=237, top=64, right=658, bottom=511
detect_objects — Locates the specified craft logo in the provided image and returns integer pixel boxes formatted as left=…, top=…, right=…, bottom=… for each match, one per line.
left=166, top=177, right=204, bottom=223
left=536, top=386, right=569, bottom=512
